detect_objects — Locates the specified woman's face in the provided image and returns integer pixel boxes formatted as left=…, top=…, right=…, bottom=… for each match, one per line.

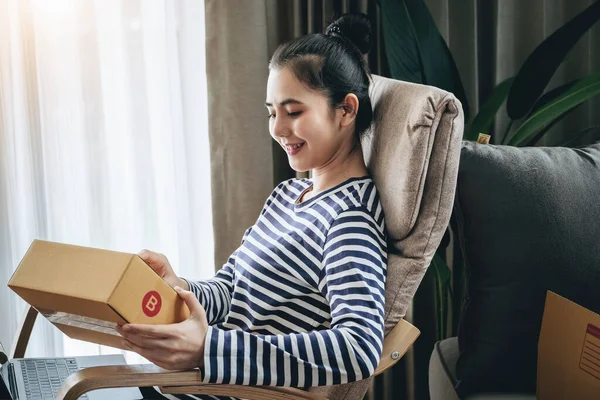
left=265, top=66, right=352, bottom=172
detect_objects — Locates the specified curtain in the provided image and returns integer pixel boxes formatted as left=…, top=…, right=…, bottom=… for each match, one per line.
left=0, top=0, right=213, bottom=363
left=205, top=0, right=276, bottom=268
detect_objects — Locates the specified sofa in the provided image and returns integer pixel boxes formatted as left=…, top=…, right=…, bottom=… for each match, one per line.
left=429, top=141, right=600, bottom=399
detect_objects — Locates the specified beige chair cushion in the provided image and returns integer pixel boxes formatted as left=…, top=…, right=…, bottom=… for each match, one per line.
left=312, top=75, right=464, bottom=400
left=365, top=75, right=464, bottom=334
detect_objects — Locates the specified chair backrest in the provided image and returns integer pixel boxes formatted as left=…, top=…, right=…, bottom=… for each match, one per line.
left=317, top=75, right=464, bottom=400
left=366, top=74, right=463, bottom=334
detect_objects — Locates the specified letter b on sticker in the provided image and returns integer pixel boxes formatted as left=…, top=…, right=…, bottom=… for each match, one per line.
left=142, top=291, right=162, bottom=317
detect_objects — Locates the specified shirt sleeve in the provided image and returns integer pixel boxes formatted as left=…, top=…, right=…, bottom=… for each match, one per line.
left=200, top=207, right=387, bottom=387
left=182, top=227, right=250, bottom=325
left=182, top=182, right=286, bottom=325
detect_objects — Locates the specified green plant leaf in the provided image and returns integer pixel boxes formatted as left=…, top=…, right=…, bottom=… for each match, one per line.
left=506, top=79, right=582, bottom=145
left=529, top=81, right=577, bottom=116
left=431, top=252, right=451, bottom=340
left=379, top=0, right=470, bottom=119
left=379, top=0, right=423, bottom=83
left=522, top=105, right=581, bottom=146
left=556, top=126, right=600, bottom=147
left=507, top=73, right=600, bottom=146
left=520, top=81, right=580, bottom=145
left=506, top=1, right=600, bottom=120
left=465, top=77, right=514, bottom=141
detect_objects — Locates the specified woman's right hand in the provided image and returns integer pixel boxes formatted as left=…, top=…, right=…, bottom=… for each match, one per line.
left=137, top=250, right=189, bottom=290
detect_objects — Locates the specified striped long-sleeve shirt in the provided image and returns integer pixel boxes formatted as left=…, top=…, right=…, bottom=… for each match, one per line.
left=183, top=177, right=387, bottom=388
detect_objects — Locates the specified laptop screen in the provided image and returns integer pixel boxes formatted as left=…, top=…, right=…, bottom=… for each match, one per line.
left=0, top=342, right=14, bottom=400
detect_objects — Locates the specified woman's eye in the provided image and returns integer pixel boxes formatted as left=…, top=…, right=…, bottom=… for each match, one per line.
left=267, top=111, right=301, bottom=119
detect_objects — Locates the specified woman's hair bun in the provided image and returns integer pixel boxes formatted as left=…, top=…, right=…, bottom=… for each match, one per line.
left=325, top=13, right=371, bottom=56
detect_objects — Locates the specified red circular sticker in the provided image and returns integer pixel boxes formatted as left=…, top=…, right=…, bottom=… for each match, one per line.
left=142, top=291, right=162, bottom=317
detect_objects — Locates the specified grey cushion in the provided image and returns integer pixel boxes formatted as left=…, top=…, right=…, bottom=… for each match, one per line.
left=454, top=143, right=600, bottom=396
left=429, top=338, right=460, bottom=400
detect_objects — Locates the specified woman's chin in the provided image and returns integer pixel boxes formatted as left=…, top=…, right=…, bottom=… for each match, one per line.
left=288, top=161, right=310, bottom=173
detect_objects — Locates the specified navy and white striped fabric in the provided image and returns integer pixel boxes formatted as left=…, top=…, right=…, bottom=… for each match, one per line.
left=184, top=177, right=387, bottom=389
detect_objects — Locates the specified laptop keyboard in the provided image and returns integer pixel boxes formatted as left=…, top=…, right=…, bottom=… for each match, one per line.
left=22, top=358, right=89, bottom=400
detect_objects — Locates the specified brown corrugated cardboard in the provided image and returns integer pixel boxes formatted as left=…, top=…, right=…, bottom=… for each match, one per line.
left=8, top=240, right=190, bottom=351
left=538, top=291, right=600, bottom=399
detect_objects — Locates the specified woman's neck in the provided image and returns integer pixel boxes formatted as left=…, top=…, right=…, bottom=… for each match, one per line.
left=308, top=143, right=369, bottom=196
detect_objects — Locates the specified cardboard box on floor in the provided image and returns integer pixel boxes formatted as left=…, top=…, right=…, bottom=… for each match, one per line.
left=8, top=240, right=190, bottom=351
left=538, top=291, right=600, bottom=399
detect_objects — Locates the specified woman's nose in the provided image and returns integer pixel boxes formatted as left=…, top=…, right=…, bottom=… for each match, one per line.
left=271, top=116, right=290, bottom=138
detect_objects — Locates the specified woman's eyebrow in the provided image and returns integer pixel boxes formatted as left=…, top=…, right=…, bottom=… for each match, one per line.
left=265, top=99, right=304, bottom=107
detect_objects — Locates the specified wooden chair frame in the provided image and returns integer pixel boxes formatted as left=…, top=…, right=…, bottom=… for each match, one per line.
left=10, top=306, right=419, bottom=400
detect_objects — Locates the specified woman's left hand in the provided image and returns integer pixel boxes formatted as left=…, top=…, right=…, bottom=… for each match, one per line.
left=116, top=286, right=208, bottom=370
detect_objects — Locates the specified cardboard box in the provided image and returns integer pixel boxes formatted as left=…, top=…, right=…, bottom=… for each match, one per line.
left=538, top=291, right=600, bottom=399
left=8, top=240, right=190, bottom=350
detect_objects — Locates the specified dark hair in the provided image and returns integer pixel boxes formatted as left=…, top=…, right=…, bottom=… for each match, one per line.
left=269, top=13, right=373, bottom=140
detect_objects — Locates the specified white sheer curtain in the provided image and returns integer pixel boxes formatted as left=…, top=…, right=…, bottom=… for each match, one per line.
left=0, top=0, right=214, bottom=363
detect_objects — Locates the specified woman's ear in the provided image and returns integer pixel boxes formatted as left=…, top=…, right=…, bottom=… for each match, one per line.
left=338, top=93, right=359, bottom=128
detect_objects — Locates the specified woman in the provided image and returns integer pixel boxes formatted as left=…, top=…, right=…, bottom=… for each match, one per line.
left=117, top=13, right=387, bottom=396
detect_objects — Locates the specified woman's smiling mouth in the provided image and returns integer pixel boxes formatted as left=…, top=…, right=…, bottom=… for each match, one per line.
left=282, top=142, right=305, bottom=155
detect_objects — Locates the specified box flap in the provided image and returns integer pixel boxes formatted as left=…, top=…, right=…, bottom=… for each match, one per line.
left=538, top=291, right=600, bottom=399
left=12, top=287, right=126, bottom=324
left=8, top=240, right=133, bottom=302
left=55, top=323, right=127, bottom=351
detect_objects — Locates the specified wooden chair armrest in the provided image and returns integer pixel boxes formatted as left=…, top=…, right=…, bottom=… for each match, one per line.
left=56, top=364, right=327, bottom=400
left=373, top=319, right=420, bottom=377
left=149, top=320, right=419, bottom=398
left=56, top=364, right=199, bottom=400
left=163, top=384, right=328, bottom=399
left=11, top=306, right=38, bottom=359
left=37, top=308, right=416, bottom=399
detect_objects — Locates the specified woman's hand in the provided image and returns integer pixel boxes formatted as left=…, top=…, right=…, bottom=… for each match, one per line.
left=116, top=286, right=208, bottom=370
left=137, top=249, right=188, bottom=290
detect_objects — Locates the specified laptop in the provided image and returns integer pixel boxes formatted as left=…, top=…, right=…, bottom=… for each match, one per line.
left=0, top=341, right=142, bottom=399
